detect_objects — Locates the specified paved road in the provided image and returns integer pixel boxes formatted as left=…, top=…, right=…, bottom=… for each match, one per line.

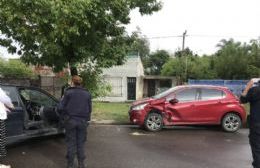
left=3, top=125, right=252, bottom=168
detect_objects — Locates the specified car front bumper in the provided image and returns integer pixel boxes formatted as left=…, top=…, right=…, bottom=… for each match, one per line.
left=129, top=109, right=146, bottom=126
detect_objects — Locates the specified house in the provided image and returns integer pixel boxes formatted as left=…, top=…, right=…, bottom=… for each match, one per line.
left=101, top=53, right=144, bottom=102
left=101, top=53, right=177, bottom=102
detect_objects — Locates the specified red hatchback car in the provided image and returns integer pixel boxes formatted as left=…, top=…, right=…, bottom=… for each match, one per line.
left=129, top=85, right=247, bottom=132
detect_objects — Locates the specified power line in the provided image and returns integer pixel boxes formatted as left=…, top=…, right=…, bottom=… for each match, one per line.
left=147, top=35, right=182, bottom=39
left=146, top=34, right=259, bottom=39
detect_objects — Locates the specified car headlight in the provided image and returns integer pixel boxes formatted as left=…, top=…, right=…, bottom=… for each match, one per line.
left=132, top=103, right=148, bottom=111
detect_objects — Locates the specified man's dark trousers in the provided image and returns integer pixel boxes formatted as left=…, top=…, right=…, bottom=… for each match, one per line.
left=65, top=118, right=88, bottom=167
left=249, top=122, right=260, bottom=168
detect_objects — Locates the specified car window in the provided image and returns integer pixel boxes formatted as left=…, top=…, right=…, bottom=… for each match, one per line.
left=0, top=86, right=20, bottom=107
left=152, top=86, right=182, bottom=99
left=19, top=89, right=56, bottom=107
left=175, top=88, right=197, bottom=102
left=200, top=88, right=225, bottom=100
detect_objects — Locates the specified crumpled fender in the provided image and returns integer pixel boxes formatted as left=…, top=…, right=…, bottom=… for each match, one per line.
left=144, top=98, right=171, bottom=119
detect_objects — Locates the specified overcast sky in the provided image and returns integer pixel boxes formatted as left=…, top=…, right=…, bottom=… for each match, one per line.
left=126, top=0, right=260, bottom=55
left=1, top=0, right=260, bottom=59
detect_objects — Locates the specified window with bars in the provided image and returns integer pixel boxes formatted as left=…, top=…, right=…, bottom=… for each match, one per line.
left=104, top=77, right=123, bottom=97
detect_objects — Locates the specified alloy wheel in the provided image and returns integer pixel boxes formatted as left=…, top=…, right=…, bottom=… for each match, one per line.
left=222, top=113, right=241, bottom=132
left=145, top=113, right=163, bottom=131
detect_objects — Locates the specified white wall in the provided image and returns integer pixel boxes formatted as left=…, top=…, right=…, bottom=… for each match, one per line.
left=101, top=56, right=144, bottom=102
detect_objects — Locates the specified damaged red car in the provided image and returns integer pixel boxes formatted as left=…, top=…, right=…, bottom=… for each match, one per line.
left=129, top=85, right=247, bottom=132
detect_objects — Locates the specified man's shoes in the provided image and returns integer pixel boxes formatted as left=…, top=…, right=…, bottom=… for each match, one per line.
left=78, top=162, right=85, bottom=168
left=67, top=163, right=74, bottom=168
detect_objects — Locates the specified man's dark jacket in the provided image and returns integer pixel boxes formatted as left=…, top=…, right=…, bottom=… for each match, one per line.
left=58, top=86, right=92, bottom=121
left=240, top=86, right=260, bottom=123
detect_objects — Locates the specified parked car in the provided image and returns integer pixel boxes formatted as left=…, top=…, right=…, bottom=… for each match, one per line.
left=0, top=84, right=62, bottom=144
left=129, top=85, right=247, bottom=132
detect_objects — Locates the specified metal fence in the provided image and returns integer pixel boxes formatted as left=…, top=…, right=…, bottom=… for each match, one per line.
left=103, top=76, right=123, bottom=97
left=188, top=79, right=248, bottom=96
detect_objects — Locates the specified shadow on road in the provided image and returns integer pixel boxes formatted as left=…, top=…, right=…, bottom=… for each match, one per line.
left=127, top=125, right=224, bottom=133
left=7, top=134, right=65, bottom=149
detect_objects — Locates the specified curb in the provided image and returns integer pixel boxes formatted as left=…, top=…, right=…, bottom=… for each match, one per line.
left=90, top=120, right=132, bottom=125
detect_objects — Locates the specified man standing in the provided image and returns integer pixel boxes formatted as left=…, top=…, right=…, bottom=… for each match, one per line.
left=240, top=79, right=260, bottom=168
left=59, top=75, right=92, bottom=168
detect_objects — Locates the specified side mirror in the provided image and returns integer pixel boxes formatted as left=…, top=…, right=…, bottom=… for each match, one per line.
left=169, top=98, right=179, bottom=104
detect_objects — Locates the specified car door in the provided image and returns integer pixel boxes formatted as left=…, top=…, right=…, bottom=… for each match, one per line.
left=194, top=88, right=226, bottom=123
left=0, top=85, right=24, bottom=137
left=165, top=88, right=199, bottom=123
left=18, top=87, right=59, bottom=128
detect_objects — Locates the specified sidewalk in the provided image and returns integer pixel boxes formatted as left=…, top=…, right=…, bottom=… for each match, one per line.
left=90, top=119, right=130, bottom=125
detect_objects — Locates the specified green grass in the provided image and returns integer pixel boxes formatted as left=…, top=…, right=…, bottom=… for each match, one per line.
left=245, top=104, right=250, bottom=115
left=243, top=104, right=250, bottom=128
left=92, top=102, right=131, bottom=123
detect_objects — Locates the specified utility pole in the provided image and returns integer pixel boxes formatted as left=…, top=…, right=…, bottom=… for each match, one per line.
left=182, top=30, right=188, bottom=83
left=182, top=30, right=187, bottom=51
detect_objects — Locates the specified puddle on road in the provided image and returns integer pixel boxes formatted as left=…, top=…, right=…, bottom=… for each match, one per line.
left=225, top=139, right=233, bottom=142
left=130, top=132, right=154, bottom=136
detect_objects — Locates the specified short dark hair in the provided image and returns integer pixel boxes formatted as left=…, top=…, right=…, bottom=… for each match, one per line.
left=72, top=75, right=82, bottom=86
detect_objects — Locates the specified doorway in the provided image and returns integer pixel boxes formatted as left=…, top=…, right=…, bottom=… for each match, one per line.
left=127, top=77, right=136, bottom=100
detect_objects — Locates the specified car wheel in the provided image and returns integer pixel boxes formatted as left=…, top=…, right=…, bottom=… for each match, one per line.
left=144, top=112, right=163, bottom=132
left=222, top=113, right=241, bottom=132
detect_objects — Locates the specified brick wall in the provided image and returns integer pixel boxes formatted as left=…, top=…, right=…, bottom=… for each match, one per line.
left=0, top=76, right=65, bottom=99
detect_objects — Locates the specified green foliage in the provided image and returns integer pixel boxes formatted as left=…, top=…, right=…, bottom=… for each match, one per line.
left=247, top=39, right=260, bottom=78
left=162, top=40, right=260, bottom=82
left=0, top=0, right=161, bottom=98
left=79, top=64, right=111, bottom=99
left=145, top=50, right=170, bottom=75
left=128, top=27, right=150, bottom=61
left=214, top=39, right=260, bottom=79
left=174, top=48, right=195, bottom=58
left=188, top=56, right=217, bottom=80
left=0, top=58, right=35, bottom=78
left=214, top=39, right=250, bottom=79
left=161, top=56, right=186, bottom=80
left=0, top=0, right=161, bottom=71
left=161, top=48, right=212, bottom=82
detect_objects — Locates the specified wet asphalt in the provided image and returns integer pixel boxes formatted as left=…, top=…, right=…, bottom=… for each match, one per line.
left=3, top=125, right=252, bottom=168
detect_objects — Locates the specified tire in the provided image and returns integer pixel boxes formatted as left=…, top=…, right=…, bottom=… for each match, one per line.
left=144, top=112, right=163, bottom=132
left=221, top=113, right=242, bottom=132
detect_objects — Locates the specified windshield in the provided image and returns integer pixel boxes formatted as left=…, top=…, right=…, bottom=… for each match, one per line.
left=152, top=86, right=182, bottom=99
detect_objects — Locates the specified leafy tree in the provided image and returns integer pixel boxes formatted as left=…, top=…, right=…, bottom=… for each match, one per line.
left=246, top=39, right=260, bottom=78
left=79, top=65, right=111, bottom=98
left=161, top=57, right=186, bottom=81
left=0, top=58, right=35, bottom=78
left=128, top=27, right=150, bottom=61
left=145, top=50, right=170, bottom=75
left=174, top=48, right=195, bottom=57
left=161, top=49, right=194, bottom=83
left=161, top=48, right=196, bottom=82
left=188, top=56, right=217, bottom=79
left=0, top=0, right=161, bottom=72
left=161, top=49, right=216, bottom=82
left=162, top=39, right=260, bottom=82
left=214, top=39, right=250, bottom=79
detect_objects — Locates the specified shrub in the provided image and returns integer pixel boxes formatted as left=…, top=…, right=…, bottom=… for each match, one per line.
left=0, top=58, right=35, bottom=78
